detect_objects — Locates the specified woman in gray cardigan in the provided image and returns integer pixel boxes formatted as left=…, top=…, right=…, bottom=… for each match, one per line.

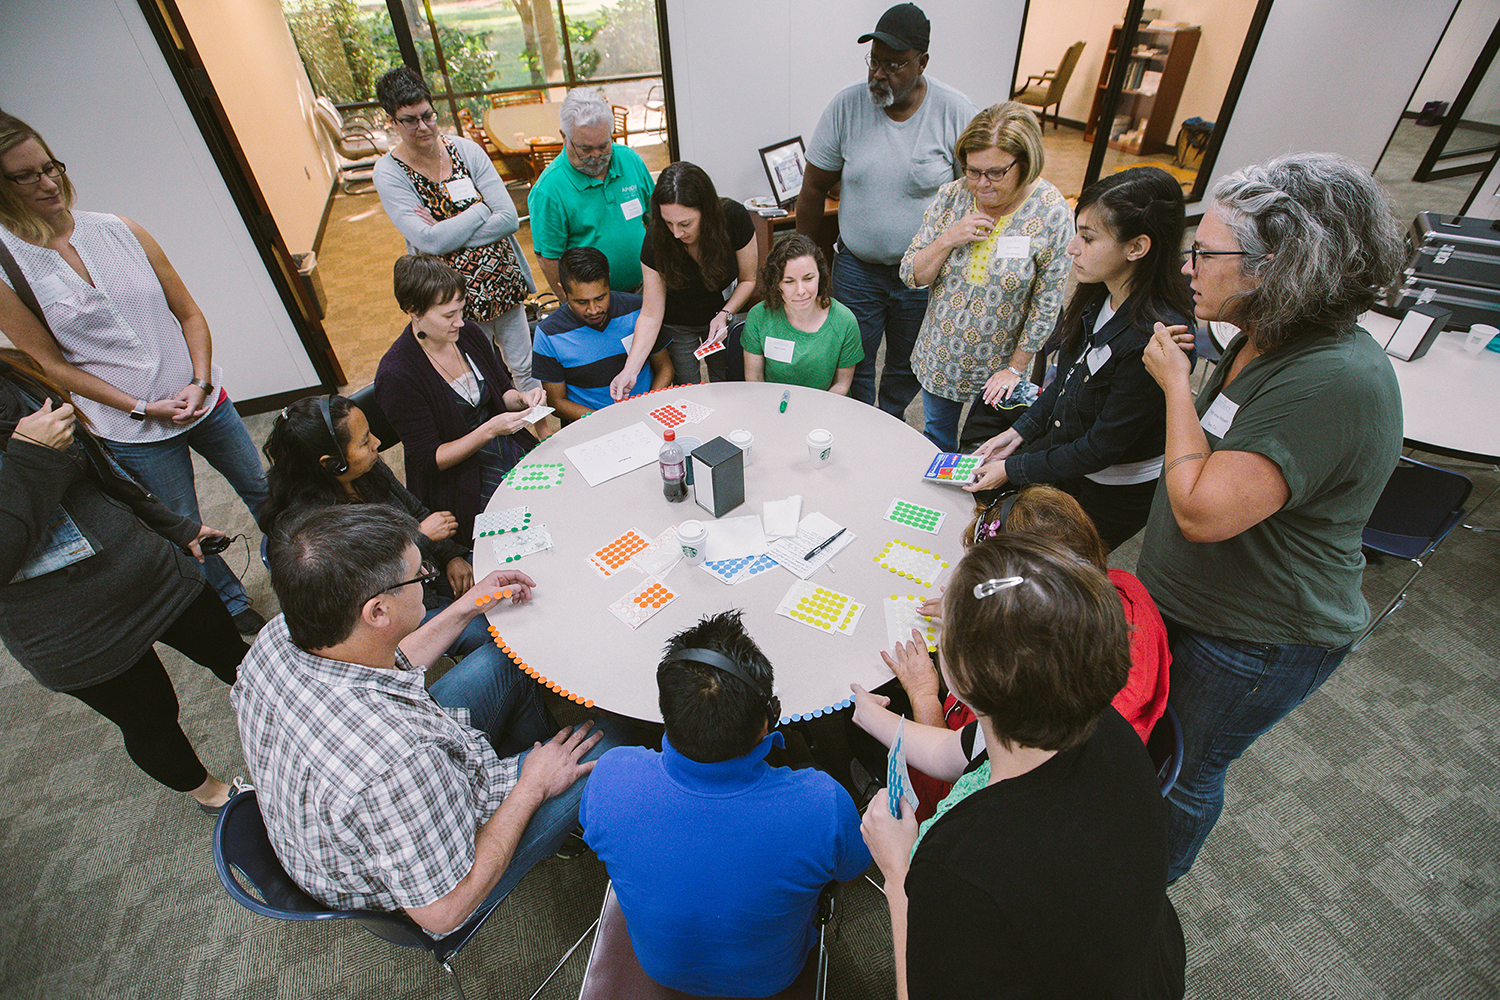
left=0, top=350, right=248, bottom=813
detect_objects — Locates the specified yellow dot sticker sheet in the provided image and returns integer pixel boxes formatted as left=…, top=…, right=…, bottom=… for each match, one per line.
left=776, top=580, right=865, bottom=636
left=875, top=538, right=950, bottom=589
left=884, top=592, right=939, bottom=652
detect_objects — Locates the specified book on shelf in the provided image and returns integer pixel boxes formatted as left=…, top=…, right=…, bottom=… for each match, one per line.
left=1139, top=70, right=1162, bottom=96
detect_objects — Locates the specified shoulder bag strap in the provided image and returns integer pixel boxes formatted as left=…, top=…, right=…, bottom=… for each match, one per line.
left=0, top=234, right=52, bottom=333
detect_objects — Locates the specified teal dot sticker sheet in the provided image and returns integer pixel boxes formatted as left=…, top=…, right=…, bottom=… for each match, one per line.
left=775, top=580, right=865, bottom=636
left=503, top=463, right=565, bottom=491
left=474, top=506, right=533, bottom=538
left=875, top=539, right=950, bottom=589
left=884, top=498, right=945, bottom=534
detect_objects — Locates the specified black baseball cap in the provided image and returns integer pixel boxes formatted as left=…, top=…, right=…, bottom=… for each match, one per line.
left=858, top=4, right=930, bottom=53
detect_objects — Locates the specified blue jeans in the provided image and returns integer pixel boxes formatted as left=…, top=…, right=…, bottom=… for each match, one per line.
left=833, top=249, right=929, bottom=415
left=429, top=641, right=558, bottom=760
left=1162, top=618, right=1350, bottom=881
left=106, top=397, right=268, bottom=615
left=920, top=390, right=968, bottom=452
left=421, top=604, right=499, bottom=661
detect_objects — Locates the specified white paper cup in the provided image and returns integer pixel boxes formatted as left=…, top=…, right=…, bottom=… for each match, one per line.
left=678, top=436, right=701, bottom=485
left=728, top=428, right=754, bottom=463
left=807, top=428, right=833, bottom=468
left=1463, top=324, right=1497, bottom=355
left=678, top=519, right=707, bottom=565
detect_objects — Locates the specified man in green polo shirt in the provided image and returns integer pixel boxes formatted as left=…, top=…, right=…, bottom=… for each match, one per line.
left=528, top=88, right=655, bottom=296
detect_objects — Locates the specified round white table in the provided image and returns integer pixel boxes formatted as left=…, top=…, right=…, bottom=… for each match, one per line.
left=472, top=382, right=979, bottom=724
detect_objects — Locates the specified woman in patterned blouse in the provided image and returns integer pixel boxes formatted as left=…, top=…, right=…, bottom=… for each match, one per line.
left=901, top=102, right=1072, bottom=453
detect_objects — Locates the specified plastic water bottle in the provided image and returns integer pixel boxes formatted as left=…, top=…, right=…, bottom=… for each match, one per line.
left=660, top=429, right=687, bottom=502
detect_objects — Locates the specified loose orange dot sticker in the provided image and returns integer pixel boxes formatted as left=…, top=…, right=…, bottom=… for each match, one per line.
left=584, top=699, right=594, bottom=709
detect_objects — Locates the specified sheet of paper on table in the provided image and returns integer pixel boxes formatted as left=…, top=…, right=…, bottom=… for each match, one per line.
left=703, top=514, right=768, bottom=563
left=762, top=495, right=802, bottom=539
left=563, top=421, right=662, bottom=487
left=767, top=511, right=855, bottom=579
left=631, top=525, right=683, bottom=577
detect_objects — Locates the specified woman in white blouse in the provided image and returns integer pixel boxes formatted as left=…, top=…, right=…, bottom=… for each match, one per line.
left=0, top=111, right=268, bottom=634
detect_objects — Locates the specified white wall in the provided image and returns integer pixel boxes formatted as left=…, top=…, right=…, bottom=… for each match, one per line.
left=177, top=0, right=336, bottom=254
left=0, top=0, right=321, bottom=402
left=1203, top=0, right=1461, bottom=208
left=1408, top=0, right=1500, bottom=115
left=663, top=0, right=1025, bottom=201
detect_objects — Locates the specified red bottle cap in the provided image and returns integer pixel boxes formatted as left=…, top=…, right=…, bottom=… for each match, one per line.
left=663, top=429, right=675, bottom=440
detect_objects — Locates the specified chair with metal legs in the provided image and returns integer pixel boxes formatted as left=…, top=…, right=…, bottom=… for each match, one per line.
left=213, top=790, right=579, bottom=1000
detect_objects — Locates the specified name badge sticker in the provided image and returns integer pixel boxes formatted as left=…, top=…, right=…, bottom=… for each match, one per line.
left=763, top=337, right=796, bottom=364
left=1200, top=394, right=1240, bottom=439
left=1086, top=343, right=1112, bottom=375
left=993, top=236, right=1031, bottom=259
left=33, top=274, right=73, bottom=307
left=621, top=198, right=644, bottom=221
left=445, top=177, right=479, bottom=202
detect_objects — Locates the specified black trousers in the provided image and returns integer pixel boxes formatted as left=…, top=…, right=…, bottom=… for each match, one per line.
left=67, top=584, right=248, bottom=791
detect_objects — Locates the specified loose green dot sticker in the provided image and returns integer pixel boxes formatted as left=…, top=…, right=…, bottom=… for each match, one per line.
left=884, top=498, right=946, bottom=535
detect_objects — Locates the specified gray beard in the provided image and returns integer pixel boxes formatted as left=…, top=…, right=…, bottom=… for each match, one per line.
left=867, top=83, right=895, bottom=109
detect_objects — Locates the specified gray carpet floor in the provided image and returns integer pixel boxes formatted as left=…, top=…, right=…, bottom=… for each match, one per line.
left=1, top=409, right=1497, bottom=999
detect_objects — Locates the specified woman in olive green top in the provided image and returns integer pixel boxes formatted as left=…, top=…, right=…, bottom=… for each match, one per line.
left=1137, top=153, right=1404, bottom=882
left=742, top=234, right=863, bottom=393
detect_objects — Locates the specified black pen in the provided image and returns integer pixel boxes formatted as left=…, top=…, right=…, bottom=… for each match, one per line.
left=803, top=527, right=846, bottom=561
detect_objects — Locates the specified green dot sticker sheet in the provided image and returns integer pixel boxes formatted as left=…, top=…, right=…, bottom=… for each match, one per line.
left=474, top=506, right=533, bottom=537
left=884, top=592, right=939, bottom=652
left=776, top=580, right=865, bottom=636
left=884, top=498, right=945, bottom=534
left=503, top=463, right=566, bottom=491
left=921, top=452, right=982, bottom=486
left=490, top=524, right=553, bottom=563
left=875, top=538, right=950, bottom=589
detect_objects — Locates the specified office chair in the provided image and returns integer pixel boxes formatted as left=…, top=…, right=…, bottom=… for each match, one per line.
left=574, top=881, right=833, bottom=1000
left=1353, top=457, right=1472, bottom=651
left=312, top=97, right=390, bottom=194
left=214, top=790, right=578, bottom=1000
left=347, top=382, right=400, bottom=452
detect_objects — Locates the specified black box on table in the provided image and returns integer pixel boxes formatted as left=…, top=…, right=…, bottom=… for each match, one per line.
left=690, top=437, right=744, bottom=518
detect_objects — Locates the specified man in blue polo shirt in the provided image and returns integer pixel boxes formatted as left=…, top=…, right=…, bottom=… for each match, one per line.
left=528, top=88, right=655, bottom=297
left=532, top=247, right=672, bottom=423
left=579, top=611, right=871, bottom=997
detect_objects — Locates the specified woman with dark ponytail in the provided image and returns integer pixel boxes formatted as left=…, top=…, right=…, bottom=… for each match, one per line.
left=967, top=166, right=1194, bottom=549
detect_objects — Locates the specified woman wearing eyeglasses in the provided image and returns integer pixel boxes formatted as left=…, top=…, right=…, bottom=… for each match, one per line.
left=1137, top=153, right=1404, bottom=882
left=0, top=112, right=269, bottom=635
left=372, top=67, right=538, bottom=391
left=902, top=103, right=1072, bottom=453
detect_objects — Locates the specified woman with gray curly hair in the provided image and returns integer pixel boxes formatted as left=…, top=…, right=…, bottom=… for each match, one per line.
left=1136, top=152, right=1404, bottom=881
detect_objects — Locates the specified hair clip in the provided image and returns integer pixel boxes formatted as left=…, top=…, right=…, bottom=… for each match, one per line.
left=973, top=576, right=1025, bottom=599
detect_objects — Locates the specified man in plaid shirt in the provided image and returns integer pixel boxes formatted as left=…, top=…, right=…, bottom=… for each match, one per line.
left=233, top=505, right=606, bottom=936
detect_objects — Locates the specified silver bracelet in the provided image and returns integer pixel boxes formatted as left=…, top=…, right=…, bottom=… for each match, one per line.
left=1005, top=366, right=1025, bottom=378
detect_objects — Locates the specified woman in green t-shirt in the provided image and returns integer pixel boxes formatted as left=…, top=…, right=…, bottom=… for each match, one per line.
left=742, top=234, right=863, bottom=393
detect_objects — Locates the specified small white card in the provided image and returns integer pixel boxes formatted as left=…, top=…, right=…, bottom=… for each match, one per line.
left=520, top=405, right=555, bottom=425
left=1086, top=343, right=1113, bottom=375
left=445, top=177, right=479, bottom=202
left=621, top=198, right=644, bottom=220
left=993, top=235, right=1031, bottom=259
left=34, top=274, right=73, bottom=307
left=763, top=337, right=796, bottom=364
left=620, top=332, right=634, bottom=353
left=1200, top=393, right=1240, bottom=439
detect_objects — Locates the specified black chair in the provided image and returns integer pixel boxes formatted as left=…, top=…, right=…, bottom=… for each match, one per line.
left=1146, top=704, right=1184, bottom=797
left=347, top=382, right=399, bottom=451
left=213, top=789, right=572, bottom=1000
left=1354, top=457, right=1472, bottom=650
left=723, top=319, right=747, bottom=382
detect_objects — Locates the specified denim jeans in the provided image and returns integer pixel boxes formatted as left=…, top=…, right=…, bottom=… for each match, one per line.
left=832, top=249, right=929, bottom=415
left=105, top=397, right=268, bottom=616
left=920, top=390, right=967, bottom=452
left=421, top=604, right=499, bottom=661
left=429, top=642, right=558, bottom=760
left=1162, top=618, right=1350, bottom=881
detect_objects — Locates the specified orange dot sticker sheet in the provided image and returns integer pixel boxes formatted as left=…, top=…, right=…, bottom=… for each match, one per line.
left=590, top=528, right=650, bottom=578
left=608, top=578, right=678, bottom=630
left=775, top=580, right=865, bottom=636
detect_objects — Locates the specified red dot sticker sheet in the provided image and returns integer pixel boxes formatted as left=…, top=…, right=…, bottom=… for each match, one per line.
left=609, top=578, right=678, bottom=629
left=648, top=404, right=689, bottom=431
left=589, top=528, right=650, bottom=578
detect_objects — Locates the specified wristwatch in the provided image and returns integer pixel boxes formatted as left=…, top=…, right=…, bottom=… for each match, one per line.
left=189, top=377, right=212, bottom=391
left=1004, top=366, right=1026, bottom=378
left=129, top=399, right=147, bottom=421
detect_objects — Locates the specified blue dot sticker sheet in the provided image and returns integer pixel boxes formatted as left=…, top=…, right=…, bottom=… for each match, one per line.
left=884, top=498, right=945, bottom=534
left=700, top=552, right=779, bottom=585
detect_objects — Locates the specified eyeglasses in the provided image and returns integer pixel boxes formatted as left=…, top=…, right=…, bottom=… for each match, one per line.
left=6, top=161, right=65, bottom=186
left=866, top=53, right=914, bottom=75
left=394, top=110, right=439, bottom=130
left=368, top=560, right=438, bottom=603
left=1187, top=243, right=1250, bottom=269
left=963, top=161, right=1017, bottom=185
left=567, top=136, right=612, bottom=157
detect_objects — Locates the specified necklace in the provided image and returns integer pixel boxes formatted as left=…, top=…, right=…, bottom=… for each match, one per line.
left=424, top=342, right=475, bottom=395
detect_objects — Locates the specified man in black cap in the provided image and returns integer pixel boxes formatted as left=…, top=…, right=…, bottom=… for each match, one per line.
left=797, top=3, right=978, bottom=416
